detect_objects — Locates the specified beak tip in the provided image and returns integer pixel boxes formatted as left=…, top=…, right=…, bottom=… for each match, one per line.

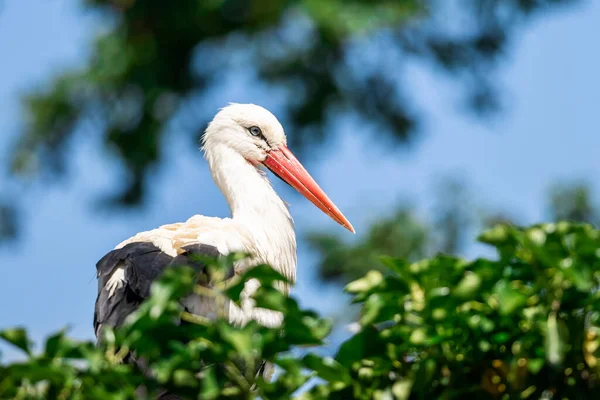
left=267, top=146, right=356, bottom=235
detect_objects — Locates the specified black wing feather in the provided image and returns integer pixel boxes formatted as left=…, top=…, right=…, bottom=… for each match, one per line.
left=94, top=241, right=226, bottom=337
left=94, top=240, right=267, bottom=395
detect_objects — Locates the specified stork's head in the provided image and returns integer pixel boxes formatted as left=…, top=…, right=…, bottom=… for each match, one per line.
left=203, top=103, right=355, bottom=233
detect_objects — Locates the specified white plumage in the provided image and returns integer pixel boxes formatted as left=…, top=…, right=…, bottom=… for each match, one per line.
left=95, top=103, right=353, bottom=334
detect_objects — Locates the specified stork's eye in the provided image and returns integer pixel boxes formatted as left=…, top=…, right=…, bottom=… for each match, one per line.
left=249, top=126, right=262, bottom=137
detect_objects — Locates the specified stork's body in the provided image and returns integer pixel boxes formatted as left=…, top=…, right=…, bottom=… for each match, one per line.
left=94, top=104, right=353, bottom=338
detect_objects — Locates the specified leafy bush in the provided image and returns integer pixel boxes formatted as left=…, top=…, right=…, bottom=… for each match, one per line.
left=2, top=223, right=600, bottom=399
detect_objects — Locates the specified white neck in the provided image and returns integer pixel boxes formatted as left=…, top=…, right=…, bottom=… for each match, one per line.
left=204, top=143, right=297, bottom=284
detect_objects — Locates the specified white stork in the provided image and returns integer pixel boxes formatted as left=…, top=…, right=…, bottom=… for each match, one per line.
left=94, top=103, right=354, bottom=342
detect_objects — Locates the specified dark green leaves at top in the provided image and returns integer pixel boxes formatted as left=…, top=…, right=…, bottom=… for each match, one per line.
left=3, top=0, right=578, bottom=236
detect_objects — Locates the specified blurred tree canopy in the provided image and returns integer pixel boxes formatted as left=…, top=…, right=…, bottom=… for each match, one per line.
left=308, top=178, right=474, bottom=284
left=311, top=178, right=599, bottom=286
left=548, top=181, right=600, bottom=225
left=9, top=0, right=579, bottom=210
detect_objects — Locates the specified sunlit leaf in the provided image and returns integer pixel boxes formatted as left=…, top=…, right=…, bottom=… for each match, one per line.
left=0, top=328, right=31, bottom=355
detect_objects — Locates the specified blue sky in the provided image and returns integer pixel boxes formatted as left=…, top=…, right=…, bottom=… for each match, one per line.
left=1, top=0, right=599, bottom=359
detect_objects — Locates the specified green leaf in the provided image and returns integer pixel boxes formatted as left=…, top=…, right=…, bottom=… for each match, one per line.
left=360, top=293, right=386, bottom=326
left=453, top=272, right=481, bottom=298
left=392, top=379, right=413, bottom=400
left=491, top=332, right=511, bottom=344
left=336, top=326, right=381, bottom=365
left=173, top=369, right=197, bottom=388
left=303, top=354, right=351, bottom=386
left=478, top=224, right=511, bottom=246
left=44, top=329, right=76, bottom=359
left=283, top=312, right=332, bottom=346
left=493, top=280, right=527, bottom=315
left=0, top=328, right=31, bottom=355
left=345, top=270, right=384, bottom=294
left=379, top=256, right=409, bottom=276
left=527, top=358, right=544, bottom=374
left=218, top=324, right=253, bottom=357
left=197, top=366, right=220, bottom=400
left=225, top=264, right=289, bottom=304
left=253, top=286, right=288, bottom=313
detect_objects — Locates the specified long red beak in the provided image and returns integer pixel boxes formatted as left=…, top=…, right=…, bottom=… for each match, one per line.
left=263, top=146, right=355, bottom=233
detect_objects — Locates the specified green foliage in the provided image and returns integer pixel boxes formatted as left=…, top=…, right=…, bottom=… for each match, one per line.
left=0, top=257, right=332, bottom=399
left=311, top=179, right=600, bottom=287
left=0, top=0, right=584, bottom=240
left=310, top=222, right=600, bottom=399
left=309, top=178, right=476, bottom=285
left=11, top=0, right=578, bottom=207
left=3, top=222, right=600, bottom=398
left=308, top=207, right=430, bottom=283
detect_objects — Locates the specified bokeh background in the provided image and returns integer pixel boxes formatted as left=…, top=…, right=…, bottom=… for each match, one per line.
left=1, top=0, right=599, bottom=360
